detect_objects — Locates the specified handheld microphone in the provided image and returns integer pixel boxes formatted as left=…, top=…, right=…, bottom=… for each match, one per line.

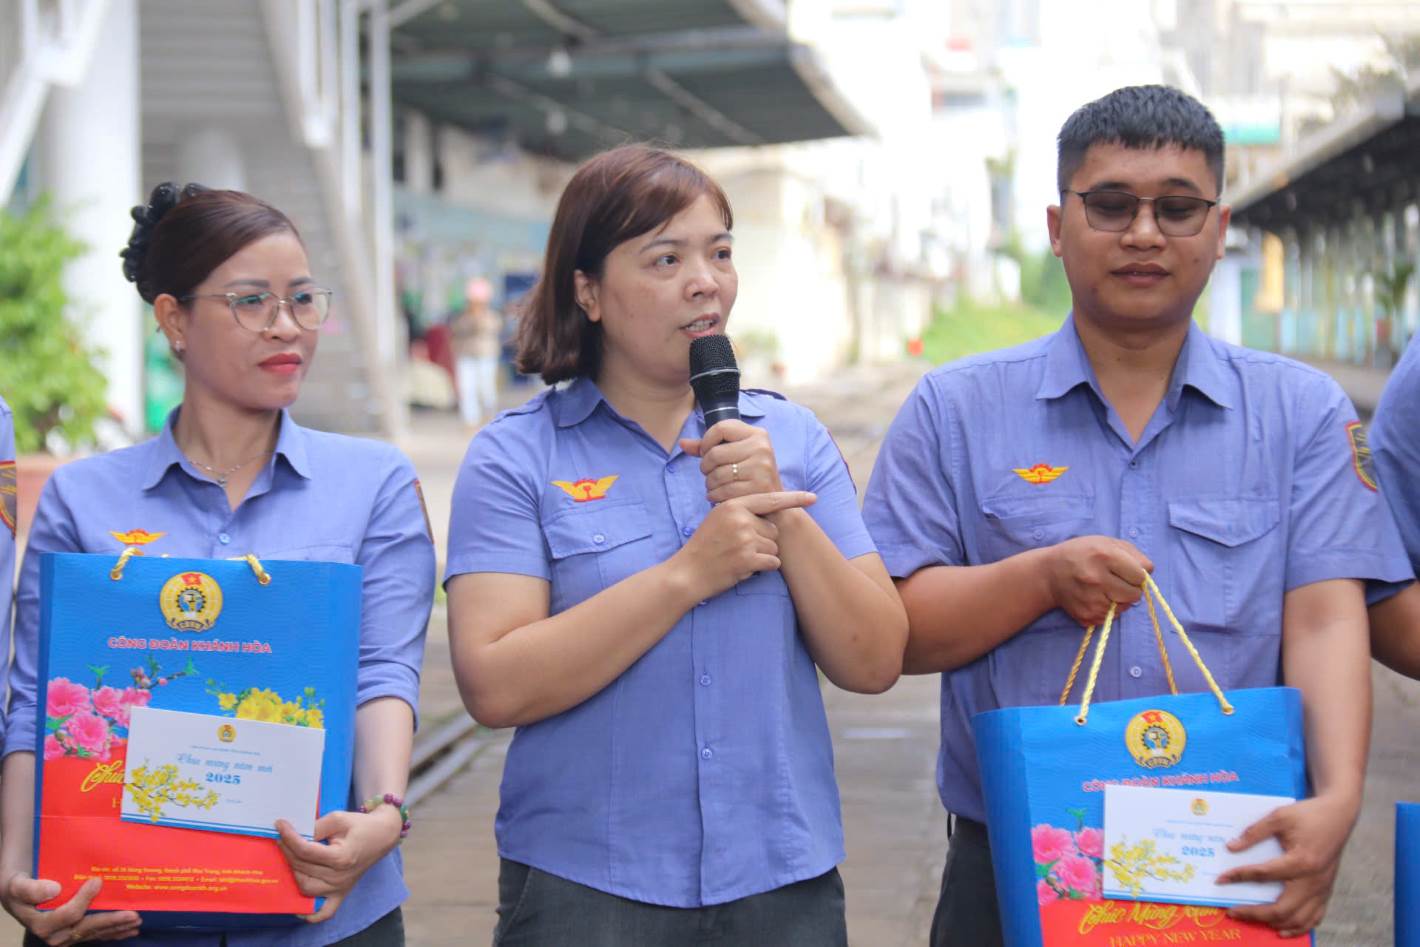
left=689, top=335, right=740, bottom=426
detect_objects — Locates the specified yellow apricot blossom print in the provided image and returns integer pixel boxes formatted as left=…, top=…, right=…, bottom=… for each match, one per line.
left=1105, top=836, right=1197, bottom=898
left=205, top=681, right=325, bottom=728
left=125, top=762, right=220, bottom=822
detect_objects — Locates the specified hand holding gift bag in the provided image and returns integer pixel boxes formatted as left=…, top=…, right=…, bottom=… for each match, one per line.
left=973, top=576, right=1311, bottom=946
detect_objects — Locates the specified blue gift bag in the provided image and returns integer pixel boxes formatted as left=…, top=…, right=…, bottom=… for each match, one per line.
left=35, top=551, right=360, bottom=927
left=973, top=577, right=1309, bottom=946
left=1399, top=802, right=1420, bottom=946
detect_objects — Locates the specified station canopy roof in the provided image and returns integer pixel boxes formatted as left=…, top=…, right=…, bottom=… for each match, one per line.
left=1230, top=75, right=1420, bottom=233
left=388, top=0, right=871, bottom=161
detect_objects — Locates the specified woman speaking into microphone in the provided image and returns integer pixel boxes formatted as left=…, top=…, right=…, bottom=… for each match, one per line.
left=445, top=144, right=907, bottom=945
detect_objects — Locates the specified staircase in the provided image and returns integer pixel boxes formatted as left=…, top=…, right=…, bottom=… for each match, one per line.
left=138, top=0, right=394, bottom=436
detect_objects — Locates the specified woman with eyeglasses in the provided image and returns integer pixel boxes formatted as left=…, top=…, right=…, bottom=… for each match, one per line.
left=0, top=183, right=434, bottom=946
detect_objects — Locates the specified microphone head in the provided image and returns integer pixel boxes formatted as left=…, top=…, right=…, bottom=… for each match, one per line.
left=689, top=335, right=740, bottom=421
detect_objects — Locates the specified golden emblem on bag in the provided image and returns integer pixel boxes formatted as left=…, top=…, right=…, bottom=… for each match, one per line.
left=1125, top=708, right=1186, bottom=769
left=159, top=571, right=224, bottom=632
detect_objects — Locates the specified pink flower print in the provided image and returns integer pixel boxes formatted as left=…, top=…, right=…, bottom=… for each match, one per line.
left=119, top=687, right=152, bottom=714
left=1031, top=824, right=1075, bottom=865
left=92, top=686, right=126, bottom=723
left=64, top=712, right=110, bottom=756
left=1051, top=854, right=1099, bottom=897
left=43, top=735, right=65, bottom=761
left=1075, top=826, right=1104, bottom=859
left=46, top=678, right=90, bottom=719
left=1037, top=878, right=1060, bottom=906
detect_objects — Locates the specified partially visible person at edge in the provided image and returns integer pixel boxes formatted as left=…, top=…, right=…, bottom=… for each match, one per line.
left=449, top=277, right=504, bottom=430
left=443, top=144, right=908, bottom=946
left=861, top=84, right=1413, bottom=946
left=1367, top=336, right=1420, bottom=677
left=0, top=396, right=15, bottom=742
left=0, top=183, right=434, bottom=946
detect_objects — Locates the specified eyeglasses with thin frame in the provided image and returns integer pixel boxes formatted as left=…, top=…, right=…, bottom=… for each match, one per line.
left=1061, top=189, right=1219, bottom=237
left=178, top=288, right=334, bottom=332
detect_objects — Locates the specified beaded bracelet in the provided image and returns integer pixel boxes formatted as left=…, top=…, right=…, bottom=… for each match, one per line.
left=358, top=792, right=412, bottom=838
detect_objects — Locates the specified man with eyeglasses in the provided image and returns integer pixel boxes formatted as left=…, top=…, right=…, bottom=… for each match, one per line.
left=862, top=85, right=1412, bottom=944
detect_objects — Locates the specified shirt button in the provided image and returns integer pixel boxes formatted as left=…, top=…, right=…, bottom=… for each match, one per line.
left=1129, top=460, right=1139, bottom=469
left=218, top=533, right=231, bottom=545
left=681, top=525, right=694, bottom=537
left=1127, top=527, right=1139, bottom=538
left=699, top=674, right=712, bottom=686
left=1032, top=528, right=1044, bottom=541
left=592, top=533, right=606, bottom=545
left=1129, top=666, right=1143, bottom=679
left=700, top=747, right=713, bottom=760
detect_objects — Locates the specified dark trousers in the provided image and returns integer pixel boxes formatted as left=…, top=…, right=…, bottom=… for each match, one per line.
left=24, top=907, right=404, bottom=947
left=929, top=816, right=1004, bottom=947
left=493, top=860, right=847, bottom=946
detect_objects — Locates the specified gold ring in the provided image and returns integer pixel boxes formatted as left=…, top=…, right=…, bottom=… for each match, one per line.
left=731, top=462, right=740, bottom=481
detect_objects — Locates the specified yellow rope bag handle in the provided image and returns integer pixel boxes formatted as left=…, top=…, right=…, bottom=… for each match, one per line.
left=111, top=549, right=272, bottom=586
left=1058, top=574, right=1233, bottom=726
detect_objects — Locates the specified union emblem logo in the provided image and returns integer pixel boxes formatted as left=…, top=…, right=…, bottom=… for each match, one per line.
left=218, top=724, right=237, bottom=743
left=1125, top=708, right=1186, bottom=769
left=159, top=571, right=224, bottom=632
left=1190, top=798, right=1209, bottom=816
left=552, top=476, right=619, bottom=503
left=1012, top=463, right=1068, bottom=485
left=111, top=528, right=167, bottom=546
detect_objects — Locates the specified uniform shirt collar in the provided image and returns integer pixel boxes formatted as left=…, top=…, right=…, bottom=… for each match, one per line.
left=553, top=376, right=767, bottom=429
left=1036, top=314, right=1234, bottom=410
left=141, top=408, right=312, bottom=490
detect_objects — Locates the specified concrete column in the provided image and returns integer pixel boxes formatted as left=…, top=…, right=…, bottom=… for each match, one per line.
left=403, top=110, right=433, bottom=194
left=175, top=126, right=247, bottom=192
left=39, top=0, right=142, bottom=434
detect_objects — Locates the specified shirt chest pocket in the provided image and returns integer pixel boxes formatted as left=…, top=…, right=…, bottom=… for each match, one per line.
left=1167, top=497, right=1281, bottom=635
left=543, top=502, right=656, bottom=611
left=976, top=493, right=1097, bottom=564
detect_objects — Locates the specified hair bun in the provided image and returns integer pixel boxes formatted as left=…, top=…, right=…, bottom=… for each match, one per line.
left=119, top=182, right=208, bottom=303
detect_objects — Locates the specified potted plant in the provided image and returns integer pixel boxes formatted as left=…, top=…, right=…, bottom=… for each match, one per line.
left=0, top=197, right=108, bottom=532
left=1375, top=259, right=1416, bottom=369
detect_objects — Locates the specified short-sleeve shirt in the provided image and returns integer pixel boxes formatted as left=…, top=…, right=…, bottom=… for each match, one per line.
left=862, top=316, right=1413, bottom=822
left=1371, top=336, right=1420, bottom=574
left=0, top=397, right=15, bottom=738
left=7, top=410, right=435, bottom=947
left=445, top=378, right=875, bottom=908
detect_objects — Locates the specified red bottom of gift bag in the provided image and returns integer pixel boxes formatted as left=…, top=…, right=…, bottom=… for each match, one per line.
left=36, top=750, right=314, bottom=914
left=1039, top=898, right=1298, bottom=945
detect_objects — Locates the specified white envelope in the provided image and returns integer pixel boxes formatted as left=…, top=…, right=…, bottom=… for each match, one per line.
left=1103, top=784, right=1293, bottom=907
left=121, top=706, right=324, bottom=839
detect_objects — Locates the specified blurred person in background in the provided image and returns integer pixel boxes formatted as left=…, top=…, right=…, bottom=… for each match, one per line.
left=449, top=277, right=504, bottom=429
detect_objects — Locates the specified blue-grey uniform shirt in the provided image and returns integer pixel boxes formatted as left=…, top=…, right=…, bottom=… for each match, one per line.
left=1372, top=335, right=1420, bottom=573
left=7, top=411, right=435, bottom=946
left=445, top=378, right=874, bottom=908
left=862, top=316, right=1413, bottom=823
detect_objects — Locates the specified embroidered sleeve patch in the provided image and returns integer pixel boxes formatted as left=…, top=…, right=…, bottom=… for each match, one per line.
left=1345, top=421, right=1378, bottom=492
left=0, top=460, right=15, bottom=537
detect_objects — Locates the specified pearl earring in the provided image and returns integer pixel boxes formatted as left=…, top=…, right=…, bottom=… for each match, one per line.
left=173, top=339, right=185, bottom=353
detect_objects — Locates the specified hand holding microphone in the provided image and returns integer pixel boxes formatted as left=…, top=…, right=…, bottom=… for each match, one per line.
left=680, top=336, right=783, bottom=503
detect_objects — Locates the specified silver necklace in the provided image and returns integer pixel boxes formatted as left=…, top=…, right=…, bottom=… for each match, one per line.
left=189, top=451, right=271, bottom=486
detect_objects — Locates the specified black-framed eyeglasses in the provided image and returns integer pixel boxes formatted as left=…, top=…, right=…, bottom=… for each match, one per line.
left=1062, top=189, right=1219, bottom=237
left=179, top=289, right=334, bottom=332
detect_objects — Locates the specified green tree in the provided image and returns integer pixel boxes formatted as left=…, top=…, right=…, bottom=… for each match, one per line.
left=0, top=199, right=108, bottom=453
